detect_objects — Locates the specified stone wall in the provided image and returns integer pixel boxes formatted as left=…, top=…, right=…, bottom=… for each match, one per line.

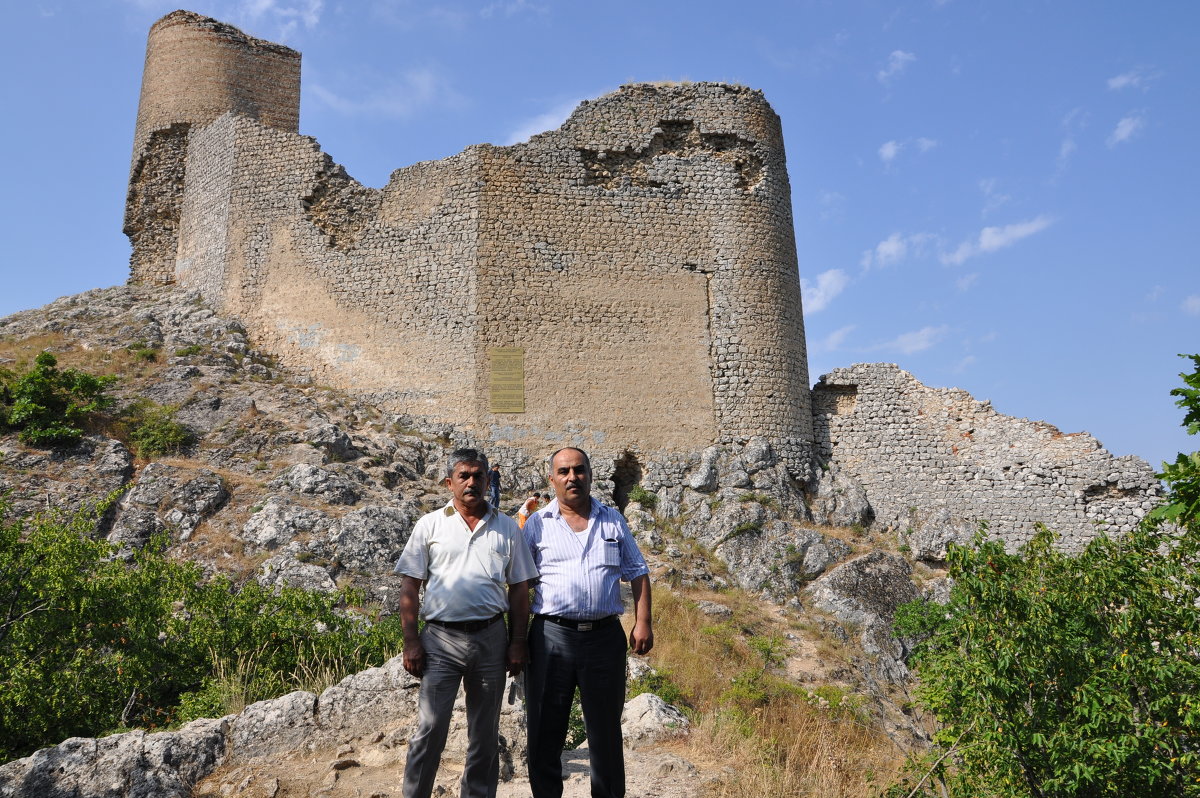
left=129, top=12, right=813, bottom=477
left=812, top=363, right=1161, bottom=551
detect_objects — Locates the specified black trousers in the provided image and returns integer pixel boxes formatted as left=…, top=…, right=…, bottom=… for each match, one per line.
left=526, top=617, right=627, bottom=798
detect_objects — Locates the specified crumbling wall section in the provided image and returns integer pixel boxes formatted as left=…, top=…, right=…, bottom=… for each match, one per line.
left=125, top=123, right=191, bottom=284
left=813, top=363, right=1160, bottom=550
left=174, top=112, right=484, bottom=414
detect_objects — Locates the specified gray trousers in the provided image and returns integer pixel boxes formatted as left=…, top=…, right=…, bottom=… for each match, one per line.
left=403, top=620, right=508, bottom=798
left=526, top=617, right=627, bottom=798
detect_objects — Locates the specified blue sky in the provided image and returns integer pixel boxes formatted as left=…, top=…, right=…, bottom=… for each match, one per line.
left=2, top=1, right=1197, bottom=469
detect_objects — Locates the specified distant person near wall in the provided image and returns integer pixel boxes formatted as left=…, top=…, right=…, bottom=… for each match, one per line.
left=488, top=465, right=501, bottom=509
left=517, top=493, right=544, bottom=529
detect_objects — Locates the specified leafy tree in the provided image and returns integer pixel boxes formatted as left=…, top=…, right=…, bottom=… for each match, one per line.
left=0, top=351, right=115, bottom=446
left=893, top=354, right=1200, bottom=798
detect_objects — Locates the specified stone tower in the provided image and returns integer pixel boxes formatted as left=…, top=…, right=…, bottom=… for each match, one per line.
left=125, top=10, right=301, bottom=285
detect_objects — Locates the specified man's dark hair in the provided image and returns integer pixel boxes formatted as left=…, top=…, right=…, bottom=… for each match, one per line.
left=446, top=448, right=489, bottom=479
left=548, top=447, right=591, bottom=474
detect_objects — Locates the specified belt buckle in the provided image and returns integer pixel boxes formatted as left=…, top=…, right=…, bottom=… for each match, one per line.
left=578, top=621, right=593, bottom=631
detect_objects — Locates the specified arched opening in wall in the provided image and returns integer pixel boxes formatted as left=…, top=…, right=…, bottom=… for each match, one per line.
left=612, top=451, right=643, bottom=513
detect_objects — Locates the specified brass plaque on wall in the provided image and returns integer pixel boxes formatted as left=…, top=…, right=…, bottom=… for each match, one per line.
left=489, top=347, right=525, bottom=413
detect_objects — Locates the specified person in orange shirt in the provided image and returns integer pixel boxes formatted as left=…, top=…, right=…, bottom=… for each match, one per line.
left=517, top=492, right=544, bottom=529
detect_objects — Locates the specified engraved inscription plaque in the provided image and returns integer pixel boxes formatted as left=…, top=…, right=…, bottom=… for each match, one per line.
left=489, top=347, right=525, bottom=413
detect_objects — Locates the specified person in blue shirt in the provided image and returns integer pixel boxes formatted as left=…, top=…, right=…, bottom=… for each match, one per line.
left=522, top=447, right=653, bottom=798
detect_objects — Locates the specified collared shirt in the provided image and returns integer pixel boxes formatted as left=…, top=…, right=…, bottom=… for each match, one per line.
left=395, top=501, right=539, bottom=622
left=523, top=497, right=649, bottom=621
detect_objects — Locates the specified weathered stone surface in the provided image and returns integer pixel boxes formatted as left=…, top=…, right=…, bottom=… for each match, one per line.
left=108, top=463, right=227, bottom=546
left=806, top=551, right=920, bottom=686
left=621, top=693, right=689, bottom=747
left=330, top=504, right=418, bottom=572
left=239, top=496, right=331, bottom=551
left=269, top=464, right=361, bottom=505
left=807, top=465, right=872, bottom=528
left=257, top=554, right=338, bottom=593
left=303, top=423, right=360, bottom=463
left=902, top=507, right=977, bottom=563
left=0, top=717, right=228, bottom=798
left=230, top=691, right=320, bottom=761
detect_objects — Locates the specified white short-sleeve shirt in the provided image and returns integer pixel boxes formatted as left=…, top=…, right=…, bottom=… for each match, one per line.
left=395, top=502, right=539, bottom=622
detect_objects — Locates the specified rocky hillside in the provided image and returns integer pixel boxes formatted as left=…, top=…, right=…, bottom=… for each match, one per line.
left=0, top=285, right=973, bottom=796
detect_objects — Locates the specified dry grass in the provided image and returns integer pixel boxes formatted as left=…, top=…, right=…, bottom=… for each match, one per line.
left=637, top=587, right=905, bottom=797
left=0, top=332, right=168, bottom=381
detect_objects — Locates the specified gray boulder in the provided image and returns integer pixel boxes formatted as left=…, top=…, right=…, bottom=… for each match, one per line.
left=108, top=464, right=227, bottom=546
left=303, top=423, right=360, bottom=463
left=806, top=551, right=920, bottom=686
left=269, top=464, right=361, bottom=505
left=239, top=496, right=330, bottom=551
left=621, top=693, right=689, bottom=747
left=257, top=554, right=338, bottom=593
left=331, top=504, right=418, bottom=572
left=807, top=465, right=872, bottom=528
left=903, top=507, right=977, bottom=562
left=0, top=717, right=228, bottom=798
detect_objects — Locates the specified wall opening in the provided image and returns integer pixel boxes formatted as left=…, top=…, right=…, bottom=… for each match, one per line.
left=612, top=450, right=643, bottom=512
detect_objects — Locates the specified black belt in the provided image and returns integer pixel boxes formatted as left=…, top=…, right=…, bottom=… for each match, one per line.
left=426, top=613, right=504, bottom=633
left=536, top=614, right=619, bottom=632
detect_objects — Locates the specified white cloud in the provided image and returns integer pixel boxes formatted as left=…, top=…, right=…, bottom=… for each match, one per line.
left=1107, top=112, right=1146, bottom=147
left=861, top=232, right=935, bottom=269
left=876, top=325, right=949, bottom=355
left=800, top=269, right=850, bottom=313
left=504, top=96, right=588, bottom=144
left=940, top=215, right=1054, bottom=266
left=916, top=137, right=938, bottom=152
left=878, top=140, right=902, bottom=164
left=1055, top=108, right=1087, bottom=178
left=979, top=177, right=1010, bottom=216
left=811, top=324, right=856, bottom=354
left=309, top=67, right=462, bottom=117
left=877, top=50, right=916, bottom=84
left=481, top=0, right=543, bottom=18
left=1184, top=295, right=1200, bottom=316
left=121, top=0, right=323, bottom=37
left=956, top=272, right=979, bottom=292
left=1107, top=67, right=1159, bottom=91
left=952, top=354, right=977, bottom=373
left=818, top=190, right=846, bottom=221
left=1145, top=285, right=1164, bottom=302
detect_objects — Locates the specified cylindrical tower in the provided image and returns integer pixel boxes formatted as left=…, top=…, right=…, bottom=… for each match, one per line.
left=125, top=10, right=301, bottom=284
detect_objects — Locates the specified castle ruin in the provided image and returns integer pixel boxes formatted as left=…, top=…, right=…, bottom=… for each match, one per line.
left=124, top=11, right=1161, bottom=548
left=125, top=10, right=813, bottom=478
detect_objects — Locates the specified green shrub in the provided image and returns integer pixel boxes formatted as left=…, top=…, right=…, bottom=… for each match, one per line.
left=627, top=484, right=658, bottom=510
left=0, top=351, right=115, bottom=446
left=0, top=496, right=404, bottom=762
left=173, top=345, right=204, bottom=357
left=127, top=401, right=195, bottom=458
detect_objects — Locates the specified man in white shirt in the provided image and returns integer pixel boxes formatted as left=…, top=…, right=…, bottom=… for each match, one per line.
left=522, top=447, right=653, bottom=798
left=395, top=448, right=539, bottom=798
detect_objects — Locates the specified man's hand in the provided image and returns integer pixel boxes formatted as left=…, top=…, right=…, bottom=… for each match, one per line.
left=403, top=637, right=427, bottom=677
left=629, top=620, right=653, bottom=655
left=506, top=640, right=529, bottom=676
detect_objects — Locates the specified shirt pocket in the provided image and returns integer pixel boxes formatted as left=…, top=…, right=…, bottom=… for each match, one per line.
left=602, top=539, right=621, bottom=567
left=487, top=550, right=506, bottom=581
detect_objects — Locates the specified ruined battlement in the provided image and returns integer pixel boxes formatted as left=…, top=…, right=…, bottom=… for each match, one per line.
left=125, top=12, right=814, bottom=476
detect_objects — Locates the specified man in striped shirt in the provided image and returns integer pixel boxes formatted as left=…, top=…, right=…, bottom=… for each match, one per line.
left=522, top=447, right=653, bottom=798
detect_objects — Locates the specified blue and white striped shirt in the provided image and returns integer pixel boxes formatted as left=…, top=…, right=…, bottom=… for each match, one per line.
left=523, top=498, right=649, bottom=620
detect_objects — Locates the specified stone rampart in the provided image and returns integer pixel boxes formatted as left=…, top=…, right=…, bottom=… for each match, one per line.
left=812, top=363, right=1160, bottom=551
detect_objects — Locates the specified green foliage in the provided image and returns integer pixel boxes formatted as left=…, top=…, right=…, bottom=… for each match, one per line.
left=565, top=689, right=587, bottom=749
left=1149, top=353, right=1200, bottom=527
left=627, top=484, right=658, bottom=510
left=0, top=351, right=115, bottom=446
left=0, top=497, right=404, bottom=762
left=125, top=400, right=195, bottom=458
left=895, top=521, right=1200, bottom=796
left=173, top=345, right=204, bottom=357
left=628, top=667, right=690, bottom=709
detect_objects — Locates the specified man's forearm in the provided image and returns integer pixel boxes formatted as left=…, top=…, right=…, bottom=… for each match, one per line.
left=631, top=574, right=652, bottom=626
left=508, top=580, right=530, bottom=640
left=399, top=576, right=422, bottom=640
